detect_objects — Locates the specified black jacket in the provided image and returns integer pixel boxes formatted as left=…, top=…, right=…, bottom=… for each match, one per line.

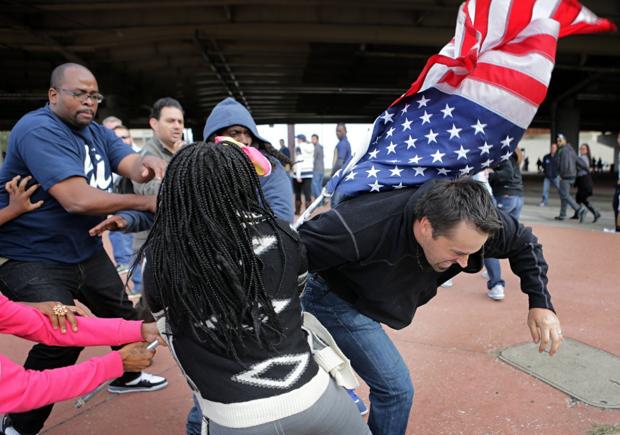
left=489, top=155, right=523, bottom=197
left=299, top=182, right=554, bottom=329
left=542, top=153, right=558, bottom=180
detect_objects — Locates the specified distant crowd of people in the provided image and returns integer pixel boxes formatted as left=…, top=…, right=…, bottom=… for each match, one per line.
left=539, top=134, right=603, bottom=223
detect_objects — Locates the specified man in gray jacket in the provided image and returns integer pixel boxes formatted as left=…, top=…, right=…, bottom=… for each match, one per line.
left=131, top=97, right=185, bottom=299
left=554, top=134, right=586, bottom=221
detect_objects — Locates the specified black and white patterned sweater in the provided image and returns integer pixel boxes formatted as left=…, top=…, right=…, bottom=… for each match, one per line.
left=144, top=219, right=327, bottom=429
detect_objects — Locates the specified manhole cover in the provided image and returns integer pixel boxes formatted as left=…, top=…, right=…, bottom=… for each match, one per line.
left=498, top=338, right=620, bottom=408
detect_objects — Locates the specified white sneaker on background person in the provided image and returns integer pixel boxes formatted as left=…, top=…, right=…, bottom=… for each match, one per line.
left=487, top=284, right=505, bottom=301
left=108, top=372, right=167, bottom=394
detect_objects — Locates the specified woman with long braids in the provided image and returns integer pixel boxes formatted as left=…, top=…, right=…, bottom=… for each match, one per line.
left=140, top=141, right=369, bottom=435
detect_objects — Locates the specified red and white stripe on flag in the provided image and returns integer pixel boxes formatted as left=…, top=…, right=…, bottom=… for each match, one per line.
left=392, top=0, right=616, bottom=129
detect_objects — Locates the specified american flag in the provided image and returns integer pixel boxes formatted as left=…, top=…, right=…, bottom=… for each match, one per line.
left=325, top=0, right=616, bottom=200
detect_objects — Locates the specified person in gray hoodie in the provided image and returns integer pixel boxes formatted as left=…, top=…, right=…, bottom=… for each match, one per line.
left=203, top=98, right=294, bottom=223
left=554, top=134, right=587, bottom=222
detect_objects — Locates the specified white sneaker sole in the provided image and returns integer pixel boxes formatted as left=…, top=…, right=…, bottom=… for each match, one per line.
left=487, top=293, right=504, bottom=301
left=108, top=381, right=168, bottom=394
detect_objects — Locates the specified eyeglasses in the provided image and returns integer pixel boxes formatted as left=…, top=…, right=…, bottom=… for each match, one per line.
left=57, top=88, right=104, bottom=104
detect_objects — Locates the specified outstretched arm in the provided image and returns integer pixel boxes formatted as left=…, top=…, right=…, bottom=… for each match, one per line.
left=48, top=177, right=156, bottom=216
left=0, top=294, right=142, bottom=347
left=484, top=211, right=562, bottom=355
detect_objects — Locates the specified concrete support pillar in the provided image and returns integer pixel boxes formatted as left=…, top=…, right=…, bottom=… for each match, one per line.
left=554, top=105, right=581, bottom=148
left=287, top=123, right=295, bottom=160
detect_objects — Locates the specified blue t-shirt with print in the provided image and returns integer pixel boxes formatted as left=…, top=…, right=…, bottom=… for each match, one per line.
left=0, top=105, right=134, bottom=263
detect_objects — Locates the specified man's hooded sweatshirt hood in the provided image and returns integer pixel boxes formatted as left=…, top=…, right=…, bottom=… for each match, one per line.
left=202, top=97, right=294, bottom=223
left=203, top=97, right=269, bottom=143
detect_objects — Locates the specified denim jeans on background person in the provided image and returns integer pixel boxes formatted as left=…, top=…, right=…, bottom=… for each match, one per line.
left=131, top=260, right=143, bottom=293
left=186, top=395, right=203, bottom=435
left=0, top=248, right=138, bottom=435
left=109, top=231, right=143, bottom=293
left=301, top=275, right=414, bottom=435
left=311, top=172, right=324, bottom=199
left=541, top=176, right=560, bottom=205
left=484, top=195, right=524, bottom=289
left=558, top=177, right=581, bottom=217
left=109, top=230, right=133, bottom=266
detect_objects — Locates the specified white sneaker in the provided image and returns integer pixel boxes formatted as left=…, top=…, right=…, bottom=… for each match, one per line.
left=487, top=284, right=505, bottom=301
left=482, top=270, right=489, bottom=279
left=440, top=279, right=454, bottom=288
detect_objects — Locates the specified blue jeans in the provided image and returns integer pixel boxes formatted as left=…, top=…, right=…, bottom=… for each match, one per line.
left=301, top=275, right=414, bottom=435
left=109, top=230, right=133, bottom=265
left=186, top=396, right=203, bottom=435
left=485, top=195, right=524, bottom=289
left=109, top=230, right=142, bottom=292
left=541, top=176, right=559, bottom=205
left=131, top=260, right=143, bottom=293
left=312, top=172, right=324, bottom=198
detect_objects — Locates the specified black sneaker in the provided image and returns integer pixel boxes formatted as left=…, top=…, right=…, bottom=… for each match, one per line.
left=554, top=216, right=567, bottom=221
left=0, top=416, right=31, bottom=435
left=108, top=372, right=168, bottom=394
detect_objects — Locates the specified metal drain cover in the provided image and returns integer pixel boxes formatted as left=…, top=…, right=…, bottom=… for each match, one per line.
left=498, top=338, right=620, bottom=408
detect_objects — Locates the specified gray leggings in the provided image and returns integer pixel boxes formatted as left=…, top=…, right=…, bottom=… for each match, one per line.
left=207, top=379, right=371, bottom=435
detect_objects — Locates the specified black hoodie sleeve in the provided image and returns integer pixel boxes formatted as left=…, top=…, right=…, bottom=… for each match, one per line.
left=483, top=210, right=554, bottom=312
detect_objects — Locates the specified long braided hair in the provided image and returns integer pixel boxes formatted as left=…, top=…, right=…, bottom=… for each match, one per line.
left=138, top=141, right=286, bottom=358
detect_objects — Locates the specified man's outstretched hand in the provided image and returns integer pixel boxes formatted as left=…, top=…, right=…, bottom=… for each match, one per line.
left=89, top=215, right=128, bottom=236
left=527, top=308, right=563, bottom=356
left=137, top=155, right=167, bottom=182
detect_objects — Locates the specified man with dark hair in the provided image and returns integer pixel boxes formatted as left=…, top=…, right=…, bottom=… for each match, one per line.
left=129, top=98, right=185, bottom=317
left=330, top=123, right=352, bottom=206
left=137, top=97, right=185, bottom=174
left=0, top=63, right=168, bottom=435
left=332, top=123, right=351, bottom=176
left=299, top=178, right=562, bottom=435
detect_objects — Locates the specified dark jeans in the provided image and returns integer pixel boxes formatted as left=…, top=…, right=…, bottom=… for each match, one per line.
left=0, top=248, right=138, bottom=434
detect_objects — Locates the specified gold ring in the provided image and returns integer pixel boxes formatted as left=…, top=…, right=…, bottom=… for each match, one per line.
left=52, top=303, right=69, bottom=316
